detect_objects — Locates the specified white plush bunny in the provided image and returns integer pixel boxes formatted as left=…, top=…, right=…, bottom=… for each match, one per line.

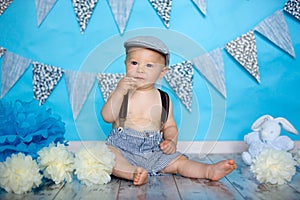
left=242, top=114, right=298, bottom=165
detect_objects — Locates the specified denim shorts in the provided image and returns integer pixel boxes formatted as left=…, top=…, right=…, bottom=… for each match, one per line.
left=106, top=127, right=182, bottom=175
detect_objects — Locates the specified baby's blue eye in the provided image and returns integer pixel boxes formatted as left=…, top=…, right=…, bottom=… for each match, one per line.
left=145, top=64, right=153, bottom=68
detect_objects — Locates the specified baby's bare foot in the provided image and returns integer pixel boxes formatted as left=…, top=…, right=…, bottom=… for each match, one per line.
left=207, top=159, right=237, bottom=181
left=133, top=167, right=148, bottom=186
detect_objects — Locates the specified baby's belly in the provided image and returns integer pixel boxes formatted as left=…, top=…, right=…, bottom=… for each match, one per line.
left=124, top=117, right=160, bottom=132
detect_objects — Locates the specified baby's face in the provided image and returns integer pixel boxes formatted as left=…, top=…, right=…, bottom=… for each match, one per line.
left=125, top=47, right=167, bottom=89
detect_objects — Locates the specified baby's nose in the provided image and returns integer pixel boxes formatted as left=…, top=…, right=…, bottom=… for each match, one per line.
left=137, top=64, right=144, bottom=72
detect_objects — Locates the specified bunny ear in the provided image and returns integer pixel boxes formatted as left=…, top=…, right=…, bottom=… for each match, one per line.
left=251, top=114, right=273, bottom=131
left=275, top=117, right=298, bottom=135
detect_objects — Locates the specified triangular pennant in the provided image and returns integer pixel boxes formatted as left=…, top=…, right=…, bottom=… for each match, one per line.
left=107, top=0, right=134, bottom=34
left=284, top=0, right=300, bottom=21
left=191, top=48, right=226, bottom=98
left=96, top=73, right=125, bottom=101
left=0, top=47, right=6, bottom=57
left=72, top=0, right=99, bottom=34
left=254, top=10, right=295, bottom=58
left=149, top=0, right=172, bottom=28
left=32, top=62, right=64, bottom=105
left=35, top=0, right=58, bottom=26
left=65, top=70, right=96, bottom=120
left=191, top=0, right=206, bottom=15
left=1, top=51, right=31, bottom=98
left=225, top=31, right=260, bottom=83
left=164, top=61, right=193, bottom=112
left=0, top=0, right=13, bottom=16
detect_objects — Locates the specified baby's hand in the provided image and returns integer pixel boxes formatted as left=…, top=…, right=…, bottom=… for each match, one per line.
left=160, top=140, right=176, bottom=154
left=116, top=77, right=137, bottom=95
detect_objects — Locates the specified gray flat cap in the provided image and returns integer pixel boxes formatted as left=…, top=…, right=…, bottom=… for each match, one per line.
left=124, top=36, right=170, bottom=66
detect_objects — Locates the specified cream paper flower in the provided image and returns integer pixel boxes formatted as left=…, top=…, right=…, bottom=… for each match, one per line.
left=251, top=148, right=297, bottom=185
left=74, top=143, right=115, bottom=186
left=0, top=153, right=42, bottom=194
left=295, top=149, right=300, bottom=166
left=38, top=143, right=75, bottom=184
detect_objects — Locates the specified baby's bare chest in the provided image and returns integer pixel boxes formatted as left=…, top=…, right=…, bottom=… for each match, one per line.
left=123, top=91, right=163, bottom=130
left=128, top=101, right=161, bottom=120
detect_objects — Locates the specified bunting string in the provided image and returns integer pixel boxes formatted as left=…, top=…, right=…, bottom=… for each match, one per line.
left=1, top=0, right=299, bottom=35
left=0, top=1, right=299, bottom=118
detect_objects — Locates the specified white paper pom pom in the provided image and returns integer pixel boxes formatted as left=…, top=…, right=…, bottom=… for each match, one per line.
left=0, top=153, right=42, bottom=194
left=74, top=143, right=115, bottom=186
left=251, top=148, right=297, bottom=185
left=38, top=143, right=75, bottom=184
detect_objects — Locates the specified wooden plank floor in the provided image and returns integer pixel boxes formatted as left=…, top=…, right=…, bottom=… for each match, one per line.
left=1, top=153, right=299, bottom=200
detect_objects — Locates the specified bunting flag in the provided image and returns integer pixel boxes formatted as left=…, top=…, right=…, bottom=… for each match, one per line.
left=1, top=51, right=31, bottom=98
left=72, top=0, right=99, bottom=33
left=0, top=47, right=6, bottom=57
left=225, top=31, right=260, bottom=83
left=32, top=62, right=64, bottom=105
left=191, top=0, right=206, bottom=15
left=164, top=61, right=193, bottom=112
left=254, top=10, right=295, bottom=58
left=284, top=0, right=300, bottom=21
left=107, top=0, right=134, bottom=34
left=191, top=48, right=226, bottom=98
left=35, top=0, right=58, bottom=26
left=96, top=73, right=125, bottom=101
left=0, top=0, right=13, bottom=16
left=65, top=70, right=96, bottom=120
left=149, top=0, right=172, bottom=28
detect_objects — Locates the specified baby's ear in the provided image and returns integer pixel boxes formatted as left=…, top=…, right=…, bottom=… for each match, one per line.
left=160, top=66, right=168, bottom=78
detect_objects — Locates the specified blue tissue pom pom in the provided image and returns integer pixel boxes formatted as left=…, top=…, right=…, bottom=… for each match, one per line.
left=0, top=99, right=66, bottom=161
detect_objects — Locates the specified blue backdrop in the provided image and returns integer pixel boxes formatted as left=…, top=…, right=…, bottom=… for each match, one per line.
left=0, top=0, right=299, bottom=142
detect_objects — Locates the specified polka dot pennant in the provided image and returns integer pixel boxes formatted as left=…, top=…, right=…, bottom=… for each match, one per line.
left=284, top=0, right=300, bottom=21
left=32, top=62, right=64, bottom=105
left=96, top=73, right=125, bottom=102
left=72, top=0, right=99, bottom=33
left=149, top=0, right=172, bottom=28
left=225, top=31, right=260, bottom=83
left=164, top=61, right=194, bottom=112
left=0, top=0, right=12, bottom=16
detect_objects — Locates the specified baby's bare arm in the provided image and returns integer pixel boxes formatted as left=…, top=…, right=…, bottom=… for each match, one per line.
left=101, top=77, right=136, bottom=123
left=160, top=100, right=178, bottom=154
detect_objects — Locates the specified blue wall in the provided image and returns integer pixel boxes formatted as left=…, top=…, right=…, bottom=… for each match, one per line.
left=0, top=0, right=299, bottom=142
